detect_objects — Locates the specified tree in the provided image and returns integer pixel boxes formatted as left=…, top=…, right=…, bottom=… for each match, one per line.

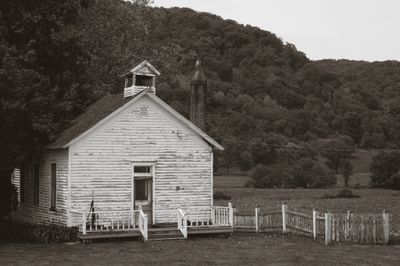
left=239, top=151, right=253, bottom=171
left=370, top=151, right=400, bottom=189
left=0, top=0, right=155, bottom=217
left=0, top=0, right=92, bottom=217
left=250, top=139, right=276, bottom=165
left=338, top=160, right=353, bottom=187
left=222, top=137, right=240, bottom=175
left=320, top=138, right=354, bottom=173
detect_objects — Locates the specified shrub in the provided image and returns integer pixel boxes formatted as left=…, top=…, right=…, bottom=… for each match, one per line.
left=249, top=164, right=282, bottom=188
left=248, top=160, right=336, bottom=189
left=213, top=191, right=231, bottom=200
left=0, top=182, right=17, bottom=218
left=0, top=219, right=78, bottom=243
left=387, top=173, right=400, bottom=190
left=321, top=189, right=360, bottom=199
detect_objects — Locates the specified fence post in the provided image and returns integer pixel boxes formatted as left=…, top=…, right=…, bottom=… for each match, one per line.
left=255, top=205, right=261, bottom=233
left=345, top=210, right=351, bottom=242
left=383, top=210, right=390, bottom=244
left=82, top=212, right=87, bottom=235
left=325, top=212, right=332, bottom=245
left=282, top=202, right=287, bottom=233
left=228, top=203, right=234, bottom=227
left=312, top=208, right=317, bottom=239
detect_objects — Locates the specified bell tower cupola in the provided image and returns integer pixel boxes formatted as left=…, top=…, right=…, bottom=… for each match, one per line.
left=121, top=60, right=161, bottom=98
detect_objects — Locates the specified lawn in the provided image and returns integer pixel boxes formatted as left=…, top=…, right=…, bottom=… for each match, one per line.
left=2, top=161, right=400, bottom=266
left=214, top=175, right=400, bottom=234
left=1, top=235, right=400, bottom=266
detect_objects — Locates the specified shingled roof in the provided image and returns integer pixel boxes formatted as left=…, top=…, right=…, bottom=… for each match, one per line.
left=47, top=93, right=133, bottom=149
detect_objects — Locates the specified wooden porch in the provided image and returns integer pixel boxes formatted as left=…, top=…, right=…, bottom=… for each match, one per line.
left=77, top=204, right=234, bottom=242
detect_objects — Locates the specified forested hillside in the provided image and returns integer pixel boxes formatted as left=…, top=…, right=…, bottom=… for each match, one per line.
left=2, top=0, right=400, bottom=207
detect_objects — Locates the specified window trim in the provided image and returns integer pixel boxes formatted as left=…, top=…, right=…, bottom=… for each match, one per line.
left=20, top=164, right=25, bottom=204
left=33, top=163, right=40, bottom=206
left=131, top=162, right=155, bottom=223
left=50, top=163, right=57, bottom=211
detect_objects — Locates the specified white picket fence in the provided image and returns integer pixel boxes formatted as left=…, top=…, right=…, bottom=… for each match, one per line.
left=324, top=211, right=390, bottom=245
left=233, top=203, right=391, bottom=245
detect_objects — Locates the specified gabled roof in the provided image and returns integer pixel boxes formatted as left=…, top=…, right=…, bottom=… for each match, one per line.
left=120, top=60, right=161, bottom=77
left=47, top=91, right=224, bottom=151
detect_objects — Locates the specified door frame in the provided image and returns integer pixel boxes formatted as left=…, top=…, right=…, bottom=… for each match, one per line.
left=131, top=162, right=156, bottom=225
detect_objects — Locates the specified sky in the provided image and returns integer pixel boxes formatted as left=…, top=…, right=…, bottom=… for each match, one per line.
left=154, top=0, right=400, bottom=62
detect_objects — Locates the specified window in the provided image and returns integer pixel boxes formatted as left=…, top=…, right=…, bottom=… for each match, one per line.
left=135, top=75, right=153, bottom=87
left=135, top=179, right=149, bottom=201
left=33, top=163, right=40, bottom=205
left=20, top=164, right=25, bottom=203
left=50, top=163, right=57, bottom=210
left=134, top=166, right=151, bottom=174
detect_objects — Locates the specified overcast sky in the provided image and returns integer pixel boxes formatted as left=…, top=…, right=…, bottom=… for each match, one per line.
left=154, top=0, right=400, bottom=62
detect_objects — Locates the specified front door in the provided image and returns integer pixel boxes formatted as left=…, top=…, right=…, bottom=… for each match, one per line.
left=133, top=165, right=153, bottom=225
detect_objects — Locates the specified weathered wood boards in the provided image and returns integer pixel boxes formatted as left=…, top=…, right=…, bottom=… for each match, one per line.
left=325, top=211, right=389, bottom=245
left=11, top=150, right=69, bottom=226
left=12, top=94, right=216, bottom=227
left=69, top=96, right=213, bottom=225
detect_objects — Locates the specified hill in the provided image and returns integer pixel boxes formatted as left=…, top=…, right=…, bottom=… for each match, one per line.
left=2, top=0, right=400, bottom=178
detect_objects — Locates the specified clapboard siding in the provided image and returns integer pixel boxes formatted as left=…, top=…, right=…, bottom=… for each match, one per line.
left=11, top=150, right=69, bottom=226
left=69, top=95, right=212, bottom=225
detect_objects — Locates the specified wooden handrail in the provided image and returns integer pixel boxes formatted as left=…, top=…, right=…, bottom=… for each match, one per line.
left=138, top=208, right=148, bottom=241
left=177, top=209, right=188, bottom=238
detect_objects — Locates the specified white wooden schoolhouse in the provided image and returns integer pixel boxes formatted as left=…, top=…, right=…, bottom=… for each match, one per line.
left=10, top=60, right=234, bottom=241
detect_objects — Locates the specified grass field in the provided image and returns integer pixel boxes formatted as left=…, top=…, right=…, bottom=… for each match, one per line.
left=214, top=175, right=400, bottom=232
left=1, top=235, right=400, bottom=266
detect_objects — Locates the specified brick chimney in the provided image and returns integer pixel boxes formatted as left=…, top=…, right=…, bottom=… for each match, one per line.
left=190, top=60, right=207, bottom=131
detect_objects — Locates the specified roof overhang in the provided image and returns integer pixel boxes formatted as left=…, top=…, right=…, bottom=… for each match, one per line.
left=120, top=60, right=161, bottom=78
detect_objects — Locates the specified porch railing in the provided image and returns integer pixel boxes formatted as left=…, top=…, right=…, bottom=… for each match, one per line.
left=184, top=203, right=234, bottom=227
left=138, top=207, right=148, bottom=241
left=177, top=209, right=188, bottom=238
left=80, top=210, right=139, bottom=235
left=214, top=204, right=234, bottom=226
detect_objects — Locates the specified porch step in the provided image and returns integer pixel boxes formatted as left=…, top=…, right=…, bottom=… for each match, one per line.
left=151, top=223, right=178, bottom=228
left=188, top=226, right=233, bottom=235
left=147, top=227, right=185, bottom=241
